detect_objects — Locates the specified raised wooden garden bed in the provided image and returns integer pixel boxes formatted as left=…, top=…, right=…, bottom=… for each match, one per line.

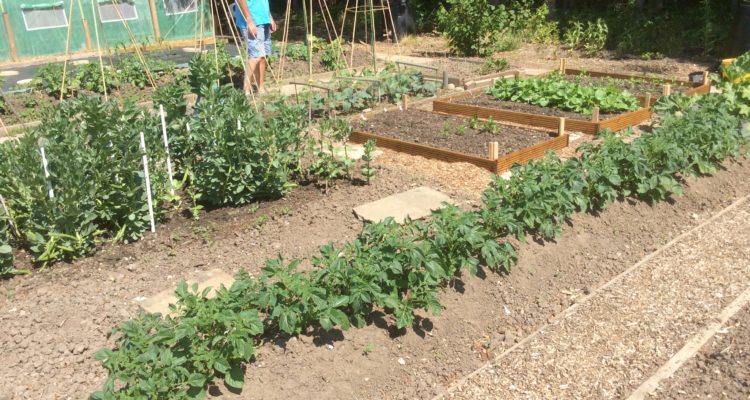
left=432, top=87, right=652, bottom=135
left=556, top=59, right=711, bottom=106
left=349, top=109, right=569, bottom=174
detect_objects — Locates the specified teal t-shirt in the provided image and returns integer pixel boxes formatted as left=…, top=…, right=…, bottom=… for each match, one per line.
left=235, top=0, right=271, bottom=29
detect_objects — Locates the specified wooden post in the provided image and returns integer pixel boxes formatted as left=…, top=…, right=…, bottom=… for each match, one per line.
left=82, top=18, right=93, bottom=50
left=559, top=58, right=567, bottom=74
left=401, top=95, right=408, bottom=111
left=487, top=142, right=499, bottom=160
left=3, top=12, right=18, bottom=61
left=644, top=93, right=652, bottom=108
left=662, top=84, right=672, bottom=96
left=442, top=70, right=449, bottom=89
left=702, top=70, right=710, bottom=85
left=558, top=117, right=566, bottom=137
left=147, top=0, right=161, bottom=41
left=591, top=107, right=600, bottom=123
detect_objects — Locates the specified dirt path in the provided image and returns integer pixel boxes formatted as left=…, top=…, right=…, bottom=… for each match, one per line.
left=439, top=195, right=750, bottom=399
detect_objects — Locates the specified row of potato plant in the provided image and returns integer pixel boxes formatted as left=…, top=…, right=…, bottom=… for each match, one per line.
left=92, top=59, right=750, bottom=398
left=485, top=72, right=641, bottom=114
left=93, top=205, right=516, bottom=399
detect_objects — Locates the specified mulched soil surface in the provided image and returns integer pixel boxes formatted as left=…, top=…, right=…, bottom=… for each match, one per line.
left=563, top=74, right=692, bottom=97
left=453, top=92, right=620, bottom=120
left=654, top=305, right=750, bottom=399
left=1, top=147, right=747, bottom=399
left=353, top=109, right=553, bottom=158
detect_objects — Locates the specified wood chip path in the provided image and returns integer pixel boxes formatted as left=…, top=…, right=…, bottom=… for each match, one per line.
left=437, top=195, right=750, bottom=399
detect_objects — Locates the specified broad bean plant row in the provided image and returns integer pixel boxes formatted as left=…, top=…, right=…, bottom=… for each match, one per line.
left=486, top=73, right=640, bottom=114
left=0, top=99, right=173, bottom=270
left=91, top=59, right=750, bottom=398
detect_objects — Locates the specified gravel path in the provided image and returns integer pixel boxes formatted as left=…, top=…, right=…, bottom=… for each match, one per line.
left=440, top=196, right=750, bottom=400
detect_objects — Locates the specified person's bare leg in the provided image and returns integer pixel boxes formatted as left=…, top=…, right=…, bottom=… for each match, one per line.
left=246, top=58, right=261, bottom=93
left=257, top=58, right=266, bottom=92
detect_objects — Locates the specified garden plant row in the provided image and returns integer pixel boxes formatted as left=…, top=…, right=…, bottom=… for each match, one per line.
left=0, top=50, right=438, bottom=274
left=89, top=57, right=750, bottom=398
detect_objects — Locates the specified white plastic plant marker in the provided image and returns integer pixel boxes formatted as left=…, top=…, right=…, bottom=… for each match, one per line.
left=39, top=146, right=54, bottom=199
left=237, top=118, right=242, bottom=130
left=159, top=105, right=175, bottom=195
left=186, top=122, right=191, bottom=132
left=139, top=132, right=156, bottom=233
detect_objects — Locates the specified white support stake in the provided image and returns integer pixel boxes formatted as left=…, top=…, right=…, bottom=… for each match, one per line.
left=39, top=146, right=54, bottom=199
left=159, top=105, right=175, bottom=195
left=139, top=132, right=156, bottom=233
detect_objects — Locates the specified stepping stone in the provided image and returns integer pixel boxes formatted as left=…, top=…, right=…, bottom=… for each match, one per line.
left=353, top=186, right=453, bottom=223
left=136, top=269, right=235, bottom=316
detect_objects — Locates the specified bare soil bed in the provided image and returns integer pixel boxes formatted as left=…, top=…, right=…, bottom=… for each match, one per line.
left=453, top=92, right=619, bottom=120
left=563, top=74, right=692, bottom=97
left=353, top=109, right=553, bottom=157
left=654, top=304, right=750, bottom=399
left=268, top=49, right=373, bottom=81
left=1, top=144, right=747, bottom=399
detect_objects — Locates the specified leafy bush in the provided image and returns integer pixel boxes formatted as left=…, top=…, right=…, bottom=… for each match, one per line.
left=717, top=52, right=750, bottom=117
left=479, top=56, right=510, bottom=75
left=118, top=55, right=177, bottom=89
left=436, top=0, right=508, bottom=56
left=187, top=45, right=243, bottom=95
left=486, top=74, right=640, bottom=114
left=176, top=85, right=306, bottom=207
left=0, top=98, right=171, bottom=265
left=320, top=39, right=346, bottom=71
left=562, top=18, right=608, bottom=55
left=32, top=63, right=75, bottom=99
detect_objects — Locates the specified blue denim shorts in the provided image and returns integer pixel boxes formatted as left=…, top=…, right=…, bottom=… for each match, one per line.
left=243, top=24, right=272, bottom=59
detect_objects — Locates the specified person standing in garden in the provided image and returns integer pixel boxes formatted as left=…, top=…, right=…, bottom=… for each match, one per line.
left=235, top=0, right=277, bottom=94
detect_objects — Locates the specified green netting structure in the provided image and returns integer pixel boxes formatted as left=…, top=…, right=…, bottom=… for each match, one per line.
left=0, top=0, right=213, bottom=61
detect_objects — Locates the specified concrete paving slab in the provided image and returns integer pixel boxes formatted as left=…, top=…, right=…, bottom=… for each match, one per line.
left=137, top=269, right=235, bottom=315
left=353, top=186, right=453, bottom=223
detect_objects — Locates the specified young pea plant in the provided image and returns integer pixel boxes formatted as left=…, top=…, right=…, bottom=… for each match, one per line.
left=360, top=139, right=377, bottom=184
